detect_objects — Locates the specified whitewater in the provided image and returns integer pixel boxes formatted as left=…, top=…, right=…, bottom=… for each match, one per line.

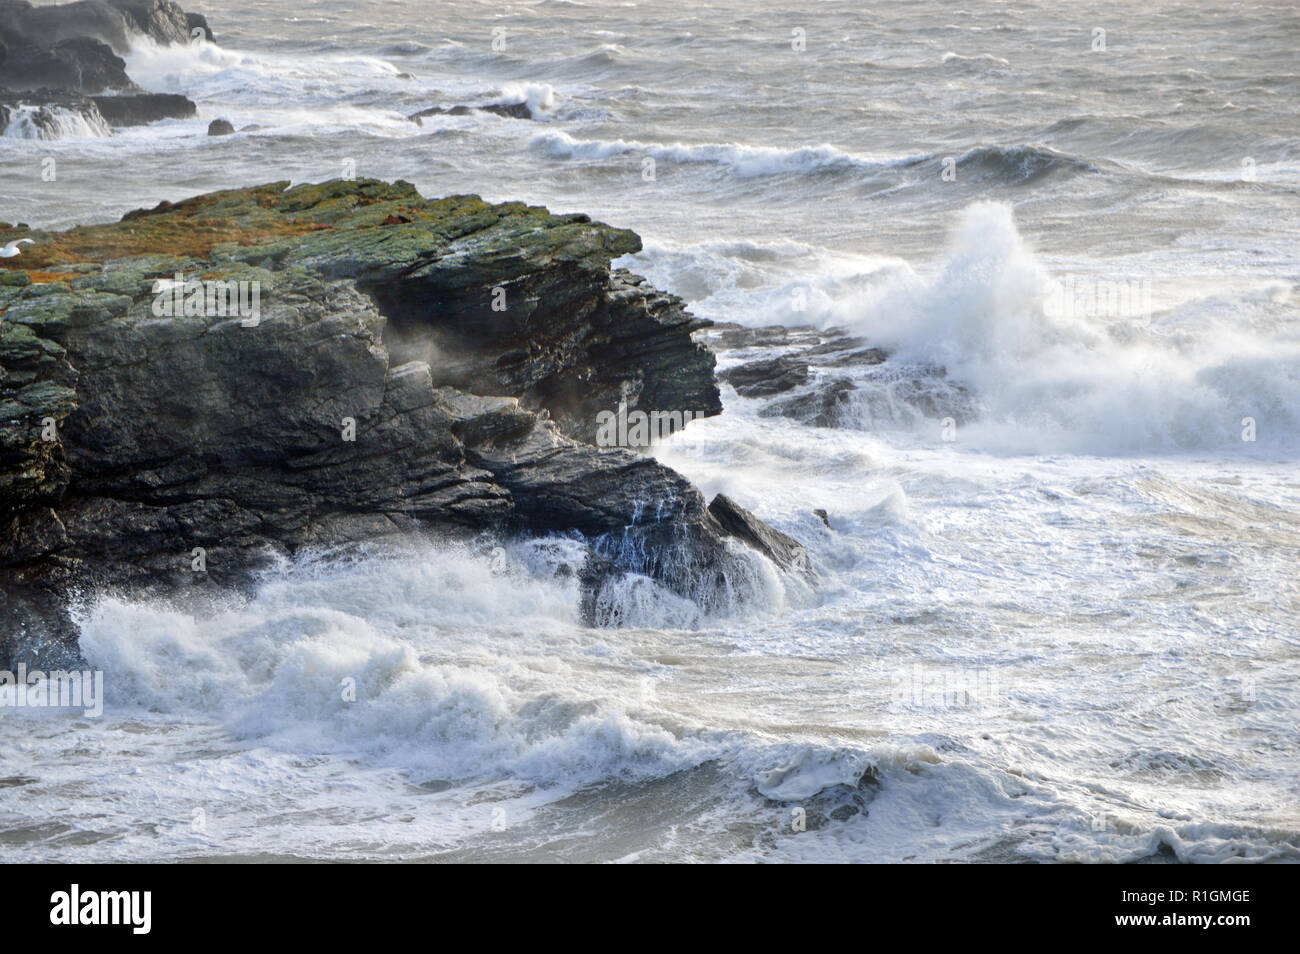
left=1, top=0, right=1298, bottom=863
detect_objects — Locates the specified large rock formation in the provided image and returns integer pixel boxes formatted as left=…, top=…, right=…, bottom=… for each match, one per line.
left=0, top=179, right=809, bottom=668
left=0, top=0, right=205, bottom=135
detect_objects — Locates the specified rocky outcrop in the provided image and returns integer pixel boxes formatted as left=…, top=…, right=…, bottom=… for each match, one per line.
left=0, top=0, right=203, bottom=133
left=410, top=101, right=534, bottom=123
left=0, top=179, right=808, bottom=668
left=720, top=354, right=810, bottom=397
left=702, top=321, right=975, bottom=430
left=0, top=0, right=209, bottom=58
left=2, top=35, right=132, bottom=92
left=708, top=495, right=815, bottom=584
left=93, top=91, right=195, bottom=125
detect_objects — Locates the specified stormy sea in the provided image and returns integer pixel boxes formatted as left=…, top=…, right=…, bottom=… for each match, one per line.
left=1, top=0, right=1297, bottom=867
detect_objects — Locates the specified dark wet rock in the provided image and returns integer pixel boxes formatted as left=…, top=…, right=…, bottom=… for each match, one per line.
left=806, top=343, right=888, bottom=367
left=0, top=1, right=133, bottom=55
left=183, top=11, right=212, bottom=43
left=0, top=36, right=131, bottom=93
left=705, top=316, right=975, bottom=430
left=0, top=179, right=807, bottom=668
left=760, top=763, right=880, bottom=833
left=761, top=377, right=858, bottom=428
left=206, top=117, right=235, bottom=136
left=708, top=494, right=813, bottom=582
left=698, top=322, right=806, bottom=350
left=813, top=508, right=830, bottom=528
left=0, top=0, right=208, bottom=126
left=410, top=101, right=534, bottom=123
left=92, top=91, right=195, bottom=125
left=720, top=354, right=809, bottom=397
left=0, top=0, right=200, bottom=56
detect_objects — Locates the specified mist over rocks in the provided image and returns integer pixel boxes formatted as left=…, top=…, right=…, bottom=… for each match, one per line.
left=0, top=0, right=207, bottom=136
left=0, top=178, right=810, bottom=667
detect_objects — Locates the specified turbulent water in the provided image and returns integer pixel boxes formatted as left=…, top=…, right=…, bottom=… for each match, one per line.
left=3, top=0, right=1299, bottom=862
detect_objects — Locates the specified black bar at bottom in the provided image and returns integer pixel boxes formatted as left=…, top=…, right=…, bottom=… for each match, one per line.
left=1, top=862, right=1276, bottom=939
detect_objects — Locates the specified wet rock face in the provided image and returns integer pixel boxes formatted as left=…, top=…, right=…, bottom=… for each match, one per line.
left=0, top=0, right=201, bottom=55
left=720, top=354, right=810, bottom=397
left=0, top=0, right=203, bottom=123
left=94, top=92, right=195, bottom=125
left=2, top=36, right=131, bottom=93
left=0, top=179, right=798, bottom=667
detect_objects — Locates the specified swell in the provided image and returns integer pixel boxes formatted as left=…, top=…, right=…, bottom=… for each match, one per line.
left=533, top=131, right=1107, bottom=185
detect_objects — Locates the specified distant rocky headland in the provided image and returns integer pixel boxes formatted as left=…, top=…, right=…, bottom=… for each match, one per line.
left=0, top=1, right=567, bottom=138
left=0, top=178, right=812, bottom=667
left=0, top=0, right=212, bottom=136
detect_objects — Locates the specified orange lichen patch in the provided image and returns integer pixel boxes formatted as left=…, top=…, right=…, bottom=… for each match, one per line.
left=8, top=216, right=333, bottom=270
left=25, top=270, right=83, bottom=284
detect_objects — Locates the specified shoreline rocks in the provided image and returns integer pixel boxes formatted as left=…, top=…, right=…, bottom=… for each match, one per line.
left=0, top=179, right=810, bottom=668
left=409, top=101, right=535, bottom=123
left=0, top=0, right=205, bottom=136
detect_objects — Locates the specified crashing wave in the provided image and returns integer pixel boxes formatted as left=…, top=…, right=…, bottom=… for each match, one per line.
left=0, top=102, right=113, bottom=139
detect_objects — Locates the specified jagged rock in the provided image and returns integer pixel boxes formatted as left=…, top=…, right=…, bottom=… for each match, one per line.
left=0, top=179, right=807, bottom=668
left=1, top=36, right=132, bottom=92
left=704, top=320, right=974, bottom=430
left=761, top=377, right=858, bottom=428
left=708, top=494, right=814, bottom=582
left=207, top=117, right=235, bottom=136
left=410, top=101, right=533, bottom=123
left=720, top=354, right=809, bottom=397
left=184, top=12, right=213, bottom=43
left=698, top=323, right=802, bottom=350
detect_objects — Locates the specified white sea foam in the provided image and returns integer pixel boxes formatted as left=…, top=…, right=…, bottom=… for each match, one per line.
left=824, top=202, right=1300, bottom=453
left=498, top=82, right=558, bottom=118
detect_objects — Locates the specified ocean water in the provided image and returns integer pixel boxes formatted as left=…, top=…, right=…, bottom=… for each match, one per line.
left=2, top=0, right=1298, bottom=863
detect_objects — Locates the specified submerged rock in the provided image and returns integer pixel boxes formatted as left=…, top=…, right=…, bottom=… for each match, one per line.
left=206, top=117, right=234, bottom=136
left=761, top=377, right=858, bottom=428
left=409, top=101, right=534, bottom=123
left=0, top=178, right=807, bottom=666
left=706, top=320, right=974, bottom=430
